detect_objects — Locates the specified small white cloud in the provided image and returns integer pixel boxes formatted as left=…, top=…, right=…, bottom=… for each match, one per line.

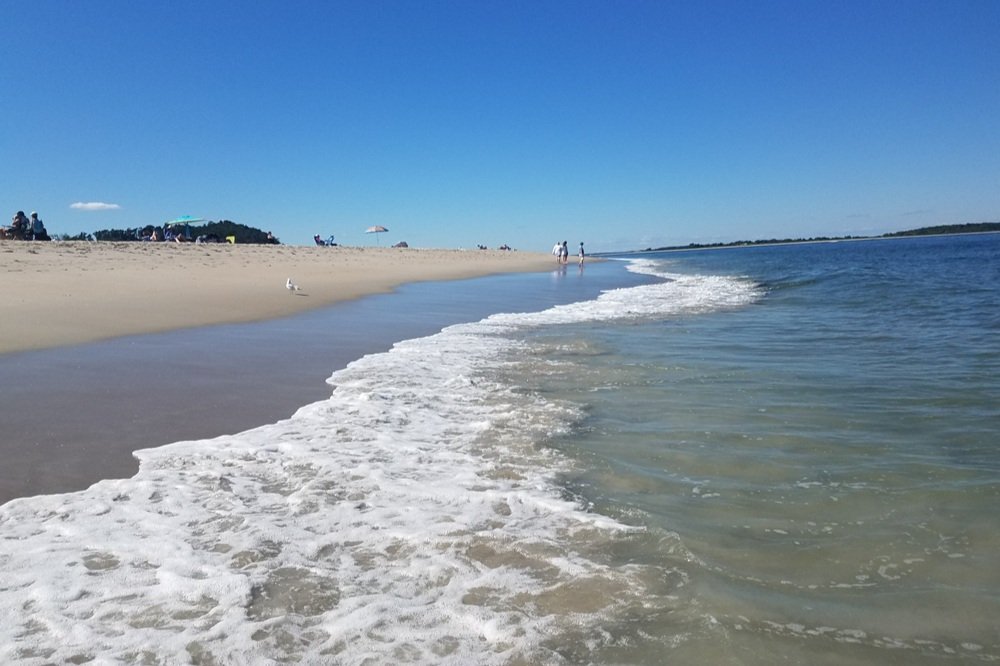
left=70, top=202, right=122, bottom=211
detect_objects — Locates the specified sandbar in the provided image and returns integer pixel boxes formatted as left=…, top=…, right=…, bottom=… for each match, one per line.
left=0, top=241, right=554, bottom=355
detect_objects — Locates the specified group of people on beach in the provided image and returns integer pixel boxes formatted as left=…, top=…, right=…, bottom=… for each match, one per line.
left=2, top=211, right=48, bottom=241
left=142, top=225, right=189, bottom=242
left=552, top=240, right=585, bottom=265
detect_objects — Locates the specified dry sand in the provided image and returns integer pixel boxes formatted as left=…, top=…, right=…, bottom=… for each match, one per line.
left=0, top=240, right=554, bottom=355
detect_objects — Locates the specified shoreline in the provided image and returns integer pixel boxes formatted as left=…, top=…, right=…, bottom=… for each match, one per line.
left=0, top=255, right=632, bottom=505
left=0, top=241, right=554, bottom=355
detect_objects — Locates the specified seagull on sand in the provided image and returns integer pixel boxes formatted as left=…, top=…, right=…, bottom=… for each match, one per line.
left=286, top=278, right=301, bottom=292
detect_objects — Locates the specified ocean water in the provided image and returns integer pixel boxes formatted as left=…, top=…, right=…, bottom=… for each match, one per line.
left=1, top=234, right=998, bottom=664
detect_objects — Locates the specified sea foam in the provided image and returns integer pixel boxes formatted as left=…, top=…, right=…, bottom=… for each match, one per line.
left=0, top=263, right=759, bottom=664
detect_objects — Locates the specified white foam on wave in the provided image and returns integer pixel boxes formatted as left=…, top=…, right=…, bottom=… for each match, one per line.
left=0, top=262, right=759, bottom=664
left=483, top=258, right=760, bottom=331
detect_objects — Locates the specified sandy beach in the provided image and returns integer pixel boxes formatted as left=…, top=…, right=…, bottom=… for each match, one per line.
left=0, top=239, right=575, bottom=503
left=0, top=240, right=553, bottom=355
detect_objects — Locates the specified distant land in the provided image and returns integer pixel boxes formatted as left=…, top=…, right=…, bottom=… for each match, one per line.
left=609, top=222, right=1000, bottom=255
left=58, top=220, right=279, bottom=244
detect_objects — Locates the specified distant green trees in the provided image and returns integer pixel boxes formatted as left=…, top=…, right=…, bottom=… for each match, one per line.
left=194, top=220, right=278, bottom=244
left=882, top=222, right=1000, bottom=237
left=85, top=220, right=279, bottom=244
left=643, top=222, right=998, bottom=253
left=90, top=228, right=138, bottom=241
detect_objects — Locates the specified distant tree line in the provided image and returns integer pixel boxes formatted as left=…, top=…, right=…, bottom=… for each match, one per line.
left=654, top=235, right=868, bottom=251
left=80, top=220, right=279, bottom=244
left=882, top=222, right=1000, bottom=237
left=639, top=222, right=1000, bottom=253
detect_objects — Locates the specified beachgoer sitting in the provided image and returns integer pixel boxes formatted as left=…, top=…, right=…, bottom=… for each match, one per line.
left=29, top=212, right=49, bottom=241
left=314, top=234, right=324, bottom=246
left=8, top=211, right=29, bottom=239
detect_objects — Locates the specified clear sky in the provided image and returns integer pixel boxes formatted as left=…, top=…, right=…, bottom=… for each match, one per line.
left=3, top=0, right=998, bottom=251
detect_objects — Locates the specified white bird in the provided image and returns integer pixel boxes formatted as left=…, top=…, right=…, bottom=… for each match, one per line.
left=286, top=278, right=301, bottom=292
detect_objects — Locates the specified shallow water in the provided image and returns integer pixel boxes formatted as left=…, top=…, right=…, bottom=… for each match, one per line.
left=1, top=235, right=997, bottom=664
left=526, top=235, right=1000, bottom=663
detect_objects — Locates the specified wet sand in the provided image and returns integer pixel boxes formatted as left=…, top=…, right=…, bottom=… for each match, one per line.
left=0, top=255, right=633, bottom=505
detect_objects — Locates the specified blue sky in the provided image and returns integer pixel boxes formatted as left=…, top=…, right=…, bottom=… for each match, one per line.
left=3, top=0, right=998, bottom=251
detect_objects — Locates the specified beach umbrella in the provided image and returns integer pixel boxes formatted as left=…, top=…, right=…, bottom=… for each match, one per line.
left=166, top=215, right=204, bottom=240
left=365, top=225, right=388, bottom=245
left=167, top=215, right=205, bottom=225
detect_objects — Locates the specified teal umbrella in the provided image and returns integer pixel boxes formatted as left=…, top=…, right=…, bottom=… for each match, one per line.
left=167, top=215, right=204, bottom=224
left=166, top=215, right=204, bottom=240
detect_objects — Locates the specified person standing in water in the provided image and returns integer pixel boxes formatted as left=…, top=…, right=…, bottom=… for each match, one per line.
left=578, top=242, right=585, bottom=265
